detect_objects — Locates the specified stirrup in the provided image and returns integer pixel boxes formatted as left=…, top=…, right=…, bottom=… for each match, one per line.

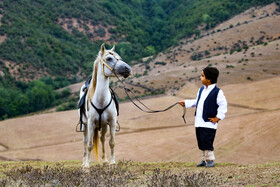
left=76, top=122, right=86, bottom=132
left=115, top=121, right=120, bottom=132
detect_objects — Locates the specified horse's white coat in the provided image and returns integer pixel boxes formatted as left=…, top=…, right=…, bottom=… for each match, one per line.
left=79, top=44, right=131, bottom=168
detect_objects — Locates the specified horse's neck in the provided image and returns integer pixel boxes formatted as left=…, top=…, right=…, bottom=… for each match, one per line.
left=92, top=61, right=111, bottom=107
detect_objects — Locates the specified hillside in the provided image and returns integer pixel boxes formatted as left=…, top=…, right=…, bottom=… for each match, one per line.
left=0, top=0, right=279, bottom=120
left=69, top=3, right=280, bottom=99
left=0, top=0, right=276, bottom=79
left=0, top=76, right=279, bottom=165
left=0, top=3, right=279, bottom=165
left=1, top=8, right=280, bottom=187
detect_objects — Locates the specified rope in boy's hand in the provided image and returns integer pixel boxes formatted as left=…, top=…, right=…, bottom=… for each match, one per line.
left=182, top=107, right=186, bottom=124
left=179, top=101, right=186, bottom=124
left=179, top=101, right=185, bottom=107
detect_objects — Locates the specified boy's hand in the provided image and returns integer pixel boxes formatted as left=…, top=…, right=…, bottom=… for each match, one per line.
left=208, top=116, right=220, bottom=124
left=179, top=101, right=185, bottom=107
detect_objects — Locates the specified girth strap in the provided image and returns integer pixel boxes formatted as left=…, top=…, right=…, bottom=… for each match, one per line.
left=90, top=96, right=113, bottom=131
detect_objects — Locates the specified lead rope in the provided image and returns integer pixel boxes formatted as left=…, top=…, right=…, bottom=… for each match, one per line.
left=114, top=73, right=187, bottom=124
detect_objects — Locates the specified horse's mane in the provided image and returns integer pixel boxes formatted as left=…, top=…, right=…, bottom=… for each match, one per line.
left=87, top=51, right=101, bottom=109
left=86, top=50, right=103, bottom=161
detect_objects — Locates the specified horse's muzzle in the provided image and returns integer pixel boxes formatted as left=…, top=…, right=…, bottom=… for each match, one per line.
left=121, top=66, right=132, bottom=78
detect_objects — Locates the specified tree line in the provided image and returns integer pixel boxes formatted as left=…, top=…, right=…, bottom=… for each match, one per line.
left=0, top=74, right=73, bottom=120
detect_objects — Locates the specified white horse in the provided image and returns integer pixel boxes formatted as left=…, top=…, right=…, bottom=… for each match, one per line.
left=79, top=44, right=132, bottom=168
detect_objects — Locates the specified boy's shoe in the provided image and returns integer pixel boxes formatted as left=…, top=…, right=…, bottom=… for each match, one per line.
left=205, top=160, right=215, bottom=167
left=196, top=161, right=206, bottom=167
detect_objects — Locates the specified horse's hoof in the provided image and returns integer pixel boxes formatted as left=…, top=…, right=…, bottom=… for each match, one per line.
left=103, top=161, right=109, bottom=166
left=103, top=162, right=109, bottom=166
left=83, top=163, right=90, bottom=169
left=82, top=167, right=90, bottom=173
left=102, top=159, right=109, bottom=164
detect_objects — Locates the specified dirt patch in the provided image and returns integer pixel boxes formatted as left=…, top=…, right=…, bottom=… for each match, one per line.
left=58, top=18, right=116, bottom=42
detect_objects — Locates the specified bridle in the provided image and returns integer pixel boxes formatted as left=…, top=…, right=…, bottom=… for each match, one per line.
left=101, top=52, right=119, bottom=77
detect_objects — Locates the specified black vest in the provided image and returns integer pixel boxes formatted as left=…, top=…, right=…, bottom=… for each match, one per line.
left=196, top=86, right=220, bottom=122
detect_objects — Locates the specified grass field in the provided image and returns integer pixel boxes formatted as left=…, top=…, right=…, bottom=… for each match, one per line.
left=1, top=161, right=280, bottom=186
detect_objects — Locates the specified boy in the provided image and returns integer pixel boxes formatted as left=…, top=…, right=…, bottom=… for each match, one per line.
left=179, top=67, right=227, bottom=167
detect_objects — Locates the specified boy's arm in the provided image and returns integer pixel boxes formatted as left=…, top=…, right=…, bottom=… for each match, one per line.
left=179, top=99, right=196, bottom=108
left=216, top=90, right=227, bottom=121
left=208, top=90, right=227, bottom=123
left=179, top=89, right=199, bottom=108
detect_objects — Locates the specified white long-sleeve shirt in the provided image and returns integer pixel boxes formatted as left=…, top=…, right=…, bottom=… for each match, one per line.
left=184, top=84, right=227, bottom=129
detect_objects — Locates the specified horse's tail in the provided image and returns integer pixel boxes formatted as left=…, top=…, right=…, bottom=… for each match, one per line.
left=93, top=128, right=99, bottom=162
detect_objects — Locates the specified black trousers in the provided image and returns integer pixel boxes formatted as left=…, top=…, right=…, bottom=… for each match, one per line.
left=195, top=127, right=216, bottom=151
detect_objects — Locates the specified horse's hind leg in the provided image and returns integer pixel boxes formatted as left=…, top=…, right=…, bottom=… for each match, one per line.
left=100, top=124, right=109, bottom=163
left=109, top=121, right=116, bottom=164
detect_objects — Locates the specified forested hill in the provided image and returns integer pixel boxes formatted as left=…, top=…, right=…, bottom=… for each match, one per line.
left=0, top=0, right=277, bottom=119
left=0, top=0, right=275, bottom=78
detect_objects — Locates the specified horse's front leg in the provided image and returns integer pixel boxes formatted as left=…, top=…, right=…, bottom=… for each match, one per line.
left=109, top=120, right=116, bottom=164
left=100, top=124, right=109, bottom=164
left=82, top=128, right=88, bottom=167
left=84, top=118, right=94, bottom=169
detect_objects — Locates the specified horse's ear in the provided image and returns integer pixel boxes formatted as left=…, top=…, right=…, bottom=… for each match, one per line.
left=101, top=43, right=106, bottom=55
left=111, top=45, right=115, bottom=52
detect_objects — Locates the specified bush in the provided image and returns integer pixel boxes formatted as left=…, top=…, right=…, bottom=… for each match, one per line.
left=226, top=65, right=234, bottom=68
left=155, top=61, right=167, bottom=65
left=56, top=88, right=71, bottom=99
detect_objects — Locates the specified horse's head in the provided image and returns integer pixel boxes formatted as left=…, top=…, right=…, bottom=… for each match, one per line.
left=99, top=44, right=132, bottom=78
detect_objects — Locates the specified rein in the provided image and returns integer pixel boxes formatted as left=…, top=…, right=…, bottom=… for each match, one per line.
left=114, top=74, right=187, bottom=124
left=101, top=52, right=186, bottom=124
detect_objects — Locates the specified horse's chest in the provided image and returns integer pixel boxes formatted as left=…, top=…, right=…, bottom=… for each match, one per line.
left=92, top=110, right=113, bottom=126
left=94, top=112, right=107, bottom=122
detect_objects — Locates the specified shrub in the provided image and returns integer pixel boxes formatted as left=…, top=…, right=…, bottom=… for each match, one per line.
left=226, top=65, right=234, bottom=68
left=155, top=61, right=166, bottom=66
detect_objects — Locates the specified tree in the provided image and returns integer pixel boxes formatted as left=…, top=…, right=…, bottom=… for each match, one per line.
left=26, top=81, right=55, bottom=112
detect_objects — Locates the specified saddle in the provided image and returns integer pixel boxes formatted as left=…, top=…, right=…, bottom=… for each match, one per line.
left=77, top=76, right=119, bottom=132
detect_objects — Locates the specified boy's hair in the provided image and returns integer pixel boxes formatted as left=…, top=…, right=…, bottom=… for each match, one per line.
left=203, top=67, right=219, bottom=84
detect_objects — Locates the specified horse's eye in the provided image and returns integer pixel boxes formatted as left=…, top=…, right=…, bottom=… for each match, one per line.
left=106, top=57, right=112, bottom=61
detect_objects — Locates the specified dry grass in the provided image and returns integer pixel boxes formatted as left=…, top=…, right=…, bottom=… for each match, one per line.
left=0, top=161, right=280, bottom=186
